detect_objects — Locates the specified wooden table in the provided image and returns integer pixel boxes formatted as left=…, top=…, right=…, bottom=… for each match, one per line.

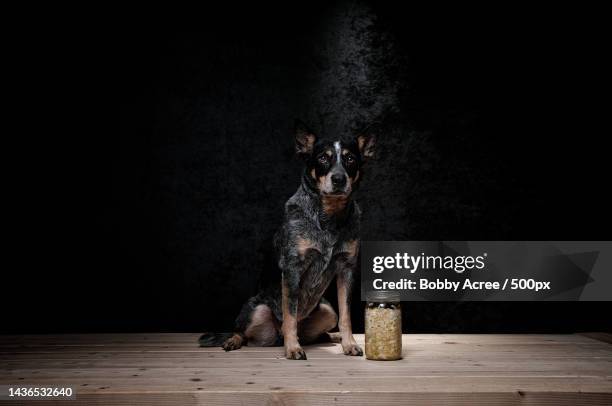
left=1, top=333, right=611, bottom=405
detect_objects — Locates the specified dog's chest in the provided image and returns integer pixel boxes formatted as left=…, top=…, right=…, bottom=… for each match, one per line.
left=297, top=231, right=351, bottom=317
left=309, top=227, right=347, bottom=269
left=318, top=232, right=340, bottom=267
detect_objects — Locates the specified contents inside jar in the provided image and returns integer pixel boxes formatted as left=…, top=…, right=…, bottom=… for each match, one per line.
left=365, top=300, right=402, bottom=360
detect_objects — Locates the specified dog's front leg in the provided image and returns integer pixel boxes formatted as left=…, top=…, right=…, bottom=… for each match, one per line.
left=337, top=258, right=363, bottom=356
left=281, top=270, right=306, bottom=360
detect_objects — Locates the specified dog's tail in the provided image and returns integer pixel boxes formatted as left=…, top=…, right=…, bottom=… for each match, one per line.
left=199, top=332, right=246, bottom=351
left=198, top=332, right=234, bottom=347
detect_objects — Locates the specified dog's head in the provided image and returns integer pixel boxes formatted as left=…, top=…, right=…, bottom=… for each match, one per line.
left=295, top=119, right=376, bottom=198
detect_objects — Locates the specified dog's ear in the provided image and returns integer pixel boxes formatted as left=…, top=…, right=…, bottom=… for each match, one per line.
left=356, top=124, right=377, bottom=161
left=295, top=119, right=316, bottom=157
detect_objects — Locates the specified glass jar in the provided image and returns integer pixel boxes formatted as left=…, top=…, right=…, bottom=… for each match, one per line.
left=365, top=290, right=402, bottom=360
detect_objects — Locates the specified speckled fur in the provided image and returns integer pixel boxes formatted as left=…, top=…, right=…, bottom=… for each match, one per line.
left=220, top=176, right=361, bottom=343
left=200, top=121, right=374, bottom=358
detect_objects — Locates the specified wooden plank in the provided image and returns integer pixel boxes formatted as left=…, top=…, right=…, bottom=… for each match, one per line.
left=2, top=347, right=611, bottom=361
left=2, top=392, right=612, bottom=406
left=0, top=376, right=611, bottom=391
left=0, top=334, right=611, bottom=405
left=2, top=339, right=610, bottom=351
left=0, top=333, right=604, bottom=345
left=3, top=368, right=611, bottom=381
left=3, top=356, right=612, bottom=373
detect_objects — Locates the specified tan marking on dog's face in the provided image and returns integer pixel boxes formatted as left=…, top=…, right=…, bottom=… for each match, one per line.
left=312, top=148, right=338, bottom=193
left=311, top=141, right=358, bottom=201
left=313, top=167, right=345, bottom=196
left=317, top=172, right=341, bottom=195
left=342, top=148, right=359, bottom=188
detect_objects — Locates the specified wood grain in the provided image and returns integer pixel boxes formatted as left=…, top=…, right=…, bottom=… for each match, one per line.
left=1, top=334, right=611, bottom=405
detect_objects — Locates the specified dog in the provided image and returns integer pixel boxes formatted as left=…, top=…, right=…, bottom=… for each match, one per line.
left=199, top=119, right=376, bottom=360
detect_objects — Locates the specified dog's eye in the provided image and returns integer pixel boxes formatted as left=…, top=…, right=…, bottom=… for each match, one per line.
left=318, top=155, right=329, bottom=165
left=345, top=155, right=355, bottom=164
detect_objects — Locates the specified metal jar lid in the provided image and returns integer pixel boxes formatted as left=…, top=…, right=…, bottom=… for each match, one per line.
left=365, top=290, right=401, bottom=303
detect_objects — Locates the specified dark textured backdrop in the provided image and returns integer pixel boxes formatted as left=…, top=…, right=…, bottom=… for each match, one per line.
left=6, top=4, right=610, bottom=333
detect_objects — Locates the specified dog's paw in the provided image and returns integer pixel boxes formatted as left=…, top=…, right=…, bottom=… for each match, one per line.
left=222, top=335, right=243, bottom=352
left=285, top=345, right=307, bottom=360
left=342, top=343, right=363, bottom=356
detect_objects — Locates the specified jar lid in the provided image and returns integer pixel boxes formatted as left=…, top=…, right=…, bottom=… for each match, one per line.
left=365, top=290, right=401, bottom=302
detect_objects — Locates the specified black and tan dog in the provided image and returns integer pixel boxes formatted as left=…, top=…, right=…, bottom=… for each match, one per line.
left=199, top=120, right=376, bottom=360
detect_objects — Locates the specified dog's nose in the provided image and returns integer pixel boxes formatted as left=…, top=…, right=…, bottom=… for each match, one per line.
left=331, top=173, right=347, bottom=187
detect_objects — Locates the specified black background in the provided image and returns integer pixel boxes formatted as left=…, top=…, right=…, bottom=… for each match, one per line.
left=6, top=4, right=611, bottom=334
